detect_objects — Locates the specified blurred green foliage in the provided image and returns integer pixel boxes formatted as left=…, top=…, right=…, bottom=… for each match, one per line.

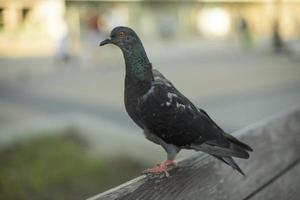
left=0, top=129, right=145, bottom=200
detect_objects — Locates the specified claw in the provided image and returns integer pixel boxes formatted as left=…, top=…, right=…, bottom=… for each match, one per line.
left=143, top=160, right=175, bottom=177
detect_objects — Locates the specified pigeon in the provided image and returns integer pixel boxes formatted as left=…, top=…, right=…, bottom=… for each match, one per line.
left=100, top=26, right=253, bottom=177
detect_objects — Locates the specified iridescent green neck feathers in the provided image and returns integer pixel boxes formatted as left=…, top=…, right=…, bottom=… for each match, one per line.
left=122, top=43, right=152, bottom=81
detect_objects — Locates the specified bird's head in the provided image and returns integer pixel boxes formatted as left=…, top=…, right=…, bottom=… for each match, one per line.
left=100, top=26, right=140, bottom=49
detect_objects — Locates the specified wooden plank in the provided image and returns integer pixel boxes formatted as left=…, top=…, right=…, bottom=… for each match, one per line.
left=87, top=109, right=300, bottom=200
left=248, top=161, right=300, bottom=200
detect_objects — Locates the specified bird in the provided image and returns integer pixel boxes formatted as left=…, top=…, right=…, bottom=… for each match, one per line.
left=100, top=26, right=253, bottom=177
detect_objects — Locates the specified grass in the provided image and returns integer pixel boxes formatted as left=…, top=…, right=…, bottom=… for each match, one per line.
left=0, top=129, right=146, bottom=200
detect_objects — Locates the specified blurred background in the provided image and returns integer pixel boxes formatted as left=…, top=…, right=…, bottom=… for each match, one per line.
left=0, top=0, right=300, bottom=199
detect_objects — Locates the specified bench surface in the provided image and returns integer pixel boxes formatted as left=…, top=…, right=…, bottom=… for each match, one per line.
left=88, top=109, right=300, bottom=200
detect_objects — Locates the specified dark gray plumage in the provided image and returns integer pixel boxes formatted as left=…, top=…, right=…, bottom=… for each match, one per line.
left=100, top=26, right=253, bottom=177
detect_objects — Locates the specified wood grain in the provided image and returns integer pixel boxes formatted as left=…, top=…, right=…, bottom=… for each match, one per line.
left=88, top=109, right=300, bottom=200
left=248, top=160, right=300, bottom=200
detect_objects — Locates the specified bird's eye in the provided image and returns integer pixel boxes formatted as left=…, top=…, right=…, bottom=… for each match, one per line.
left=118, top=32, right=125, bottom=37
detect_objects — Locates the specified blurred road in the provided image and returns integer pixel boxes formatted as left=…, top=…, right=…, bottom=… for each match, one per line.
left=0, top=40, right=300, bottom=162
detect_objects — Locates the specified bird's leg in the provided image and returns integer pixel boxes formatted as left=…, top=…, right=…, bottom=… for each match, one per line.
left=143, top=159, right=175, bottom=177
left=142, top=131, right=180, bottom=177
left=143, top=144, right=179, bottom=177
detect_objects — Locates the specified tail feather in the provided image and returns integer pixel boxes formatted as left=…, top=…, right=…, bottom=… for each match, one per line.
left=190, top=135, right=250, bottom=175
left=213, top=155, right=245, bottom=176
left=191, top=132, right=253, bottom=159
left=190, top=143, right=249, bottom=159
left=224, top=133, right=253, bottom=152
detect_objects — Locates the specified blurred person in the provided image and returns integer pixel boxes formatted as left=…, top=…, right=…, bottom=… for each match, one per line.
left=54, top=16, right=70, bottom=64
left=85, top=12, right=103, bottom=46
left=81, top=11, right=107, bottom=63
left=54, top=32, right=70, bottom=63
left=236, top=16, right=252, bottom=50
left=272, top=20, right=285, bottom=53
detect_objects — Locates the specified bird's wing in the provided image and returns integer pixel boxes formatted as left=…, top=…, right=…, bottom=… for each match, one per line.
left=141, top=69, right=252, bottom=158
left=140, top=70, right=223, bottom=147
left=197, top=108, right=225, bottom=132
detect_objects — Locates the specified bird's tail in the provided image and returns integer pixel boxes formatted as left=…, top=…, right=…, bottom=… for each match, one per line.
left=190, top=132, right=253, bottom=158
left=189, top=133, right=252, bottom=175
left=213, top=155, right=245, bottom=176
left=223, top=132, right=253, bottom=152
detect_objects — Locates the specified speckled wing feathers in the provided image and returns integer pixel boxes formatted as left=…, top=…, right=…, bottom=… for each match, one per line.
left=139, top=69, right=223, bottom=147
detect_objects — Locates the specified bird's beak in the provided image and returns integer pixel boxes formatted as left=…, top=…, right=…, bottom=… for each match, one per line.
left=99, top=38, right=112, bottom=46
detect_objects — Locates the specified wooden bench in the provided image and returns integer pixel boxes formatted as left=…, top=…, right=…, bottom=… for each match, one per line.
left=88, top=109, right=300, bottom=200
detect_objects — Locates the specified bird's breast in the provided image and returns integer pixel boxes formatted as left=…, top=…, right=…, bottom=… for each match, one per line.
left=124, top=77, right=151, bottom=128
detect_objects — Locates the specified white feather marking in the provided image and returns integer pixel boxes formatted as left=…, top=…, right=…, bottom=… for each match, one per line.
left=164, top=92, right=178, bottom=107
left=154, top=76, right=162, bottom=80
left=176, top=102, right=186, bottom=109
left=167, top=92, right=178, bottom=100
left=154, top=76, right=171, bottom=87
left=143, top=86, right=155, bottom=100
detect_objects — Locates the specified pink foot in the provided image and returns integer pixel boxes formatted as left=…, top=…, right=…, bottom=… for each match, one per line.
left=143, top=160, right=175, bottom=177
